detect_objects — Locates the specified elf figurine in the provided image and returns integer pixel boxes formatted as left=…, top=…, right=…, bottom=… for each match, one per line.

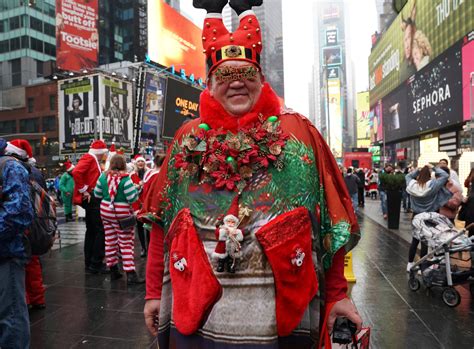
left=214, top=214, right=243, bottom=273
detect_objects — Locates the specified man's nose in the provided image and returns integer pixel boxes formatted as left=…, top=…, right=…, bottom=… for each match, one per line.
left=229, top=79, right=245, bottom=88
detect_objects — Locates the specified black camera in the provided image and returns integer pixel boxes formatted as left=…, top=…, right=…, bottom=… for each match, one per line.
left=332, top=317, right=357, bottom=345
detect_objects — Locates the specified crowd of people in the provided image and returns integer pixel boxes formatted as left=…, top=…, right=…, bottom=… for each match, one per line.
left=342, top=159, right=474, bottom=273
left=0, top=137, right=165, bottom=347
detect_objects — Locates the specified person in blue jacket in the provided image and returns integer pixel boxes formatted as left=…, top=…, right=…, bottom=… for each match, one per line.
left=0, top=138, right=34, bottom=349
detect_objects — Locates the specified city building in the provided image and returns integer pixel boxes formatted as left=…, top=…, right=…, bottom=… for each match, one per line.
left=310, top=0, right=355, bottom=161
left=0, top=80, right=60, bottom=176
left=0, top=0, right=56, bottom=90
left=230, top=0, right=285, bottom=98
left=99, top=0, right=147, bottom=65
left=375, top=0, right=396, bottom=33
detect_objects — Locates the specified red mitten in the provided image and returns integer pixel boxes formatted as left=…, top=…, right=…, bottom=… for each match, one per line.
left=166, top=208, right=222, bottom=335
left=255, top=207, right=318, bottom=336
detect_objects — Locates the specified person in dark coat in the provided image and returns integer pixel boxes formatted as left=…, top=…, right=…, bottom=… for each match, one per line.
left=356, top=169, right=365, bottom=207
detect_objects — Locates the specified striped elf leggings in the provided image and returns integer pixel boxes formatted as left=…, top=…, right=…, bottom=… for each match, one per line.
left=100, top=200, right=136, bottom=271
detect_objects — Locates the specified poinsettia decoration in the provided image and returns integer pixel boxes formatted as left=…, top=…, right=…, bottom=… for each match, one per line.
left=173, top=115, right=288, bottom=192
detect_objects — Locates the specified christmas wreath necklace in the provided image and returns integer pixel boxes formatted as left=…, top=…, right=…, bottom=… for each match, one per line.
left=173, top=114, right=289, bottom=193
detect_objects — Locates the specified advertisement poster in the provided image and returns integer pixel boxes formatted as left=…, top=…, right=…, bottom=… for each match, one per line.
left=369, top=101, right=383, bottom=143
left=162, top=78, right=202, bottom=139
left=142, top=73, right=167, bottom=141
left=356, top=91, right=370, bottom=147
left=326, top=28, right=338, bottom=45
left=148, top=0, right=206, bottom=81
left=99, top=76, right=134, bottom=149
left=369, top=0, right=473, bottom=105
left=55, top=0, right=99, bottom=71
left=58, top=76, right=95, bottom=153
left=382, top=84, right=408, bottom=143
left=328, top=79, right=343, bottom=158
left=322, top=46, right=342, bottom=66
left=406, top=41, right=462, bottom=134
left=462, top=36, right=474, bottom=121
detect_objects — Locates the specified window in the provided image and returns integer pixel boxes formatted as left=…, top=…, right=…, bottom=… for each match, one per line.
left=44, top=22, right=55, bottom=37
left=10, top=37, right=20, bottom=51
left=30, top=17, right=43, bottom=32
left=21, top=35, right=29, bottom=49
left=42, top=115, right=56, bottom=131
left=27, top=98, right=34, bottom=113
left=44, top=42, right=55, bottom=56
left=36, top=60, right=43, bottom=77
left=0, top=20, right=5, bottom=33
left=20, top=118, right=39, bottom=133
left=11, top=59, right=21, bottom=86
left=0, top=121, right=16, bottom=135
left=0, top=40, right=8, bottom=54
left=31, top=38, right=43, bottom=53
left=9, top=16, right=21, bottom=30
left=49, top=95, right=55, bottom=111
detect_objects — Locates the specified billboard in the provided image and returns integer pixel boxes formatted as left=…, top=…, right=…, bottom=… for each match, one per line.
left=326, top=28, right=338, bottom=45
left=406, top=41, right=462, bottom=135
left=322, top=46, right=342, bottom=66
left=356, top=91, right=370, bottom=147
left=368, top=0, right=474, bottom=105
left=462, top=35, right=474, bottom=122
left=142, top=73, right=167, bottom=141
left=328, top=79, right=343, bottom=158
left=369, top=101, right=383, bottom=143
left=59, top=74, right=133, bottom=154
left=55, top=0, right=99, bottom=71
left=162, top=78, right=202, bottom=139
left=148, top=0, right=206, bottom=81
left=382, top=84, right=408, bottom=143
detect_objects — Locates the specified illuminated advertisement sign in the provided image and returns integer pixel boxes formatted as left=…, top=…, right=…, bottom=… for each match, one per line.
left=369, top=101, right=383, bottom=143
left=322, top=46, right=342, bottom=66
left=326, top=29, right=338, bottom=46
left=462, top=35, right=474, bottom=121
left=323, top=4, right=340, bottom=22
left=328, top=79, right=343, bottom=158
left=368, top=0, right=474, bottom=105
left=406, top=41, right=462, bottom=134
left=55, top=0, right=99, bottom=71
left=162, top=78, right=202, bottom=139
left=356, top=91, right=371, bottom=147
left=148, top=0, right=206, bottom=81
left=59, top=74, right=133, bottom=154
left=142, top=73, right=167, bottom=140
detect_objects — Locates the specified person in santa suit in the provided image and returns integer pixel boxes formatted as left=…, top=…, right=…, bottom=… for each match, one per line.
left=130, top=154, right=149, bottom=257
left=72, top=140, right=108, bottom=274
left=141, top=1, right=362, bottom=347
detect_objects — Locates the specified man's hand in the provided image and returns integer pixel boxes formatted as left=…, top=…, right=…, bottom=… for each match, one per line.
left=83, top=191, right=91, bottom=203
left=144, top=299, right=161, bottom=337
left=327, top=298, right=362, bottom=334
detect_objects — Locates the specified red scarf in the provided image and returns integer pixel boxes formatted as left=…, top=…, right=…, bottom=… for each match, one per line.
left=199, top=82, right=281, bottom=132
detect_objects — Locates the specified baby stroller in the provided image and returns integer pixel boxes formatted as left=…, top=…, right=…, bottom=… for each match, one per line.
left=408, top=212, right=474, bottom=307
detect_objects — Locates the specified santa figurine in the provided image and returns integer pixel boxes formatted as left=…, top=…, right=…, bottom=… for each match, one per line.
left=214, top=214, right=243, bottom=273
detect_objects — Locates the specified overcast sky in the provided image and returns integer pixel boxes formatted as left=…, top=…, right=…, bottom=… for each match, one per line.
left=181, top=0, right=378, bottom=116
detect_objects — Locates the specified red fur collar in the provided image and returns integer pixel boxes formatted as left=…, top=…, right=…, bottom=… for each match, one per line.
left=199, top=82, right=281, bottom=132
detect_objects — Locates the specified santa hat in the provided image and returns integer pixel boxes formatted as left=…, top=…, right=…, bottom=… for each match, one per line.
left=64, top=160, right=75, bottom=172
left=88, top=140, right=108, bottom=155
left=201, top=10, right=262, bottom=76
left=5, top=139, right=36, bottom=164
left=117, top=147, right=125, bottom=155
left=109, top=143, right=116, bottom=154
left=134, top=154, right=146, bottom=163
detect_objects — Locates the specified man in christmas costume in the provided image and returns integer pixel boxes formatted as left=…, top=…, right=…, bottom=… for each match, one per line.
left=72, top=140, right=108, bottom=273
left=141, top=1, right=362, bottom=347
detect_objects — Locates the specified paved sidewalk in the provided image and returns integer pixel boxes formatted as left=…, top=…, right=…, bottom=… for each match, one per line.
left=28, top=207, right=474, bottom=348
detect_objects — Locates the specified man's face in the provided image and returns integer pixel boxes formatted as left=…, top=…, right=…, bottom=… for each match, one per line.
left=439, top=160, right=448, bottom=168
left=403, top=25, right=413, bottom=59
left=385, top=166, right=393, bottom=173
left=209, top=61, right=263, bottom=117
left=112, top=96, right=119, bottom=107
left=73, top=99, right=81, bottom=109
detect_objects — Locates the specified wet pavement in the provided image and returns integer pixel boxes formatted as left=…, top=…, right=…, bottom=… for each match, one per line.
left=29, top=206, right=474, bottom=348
